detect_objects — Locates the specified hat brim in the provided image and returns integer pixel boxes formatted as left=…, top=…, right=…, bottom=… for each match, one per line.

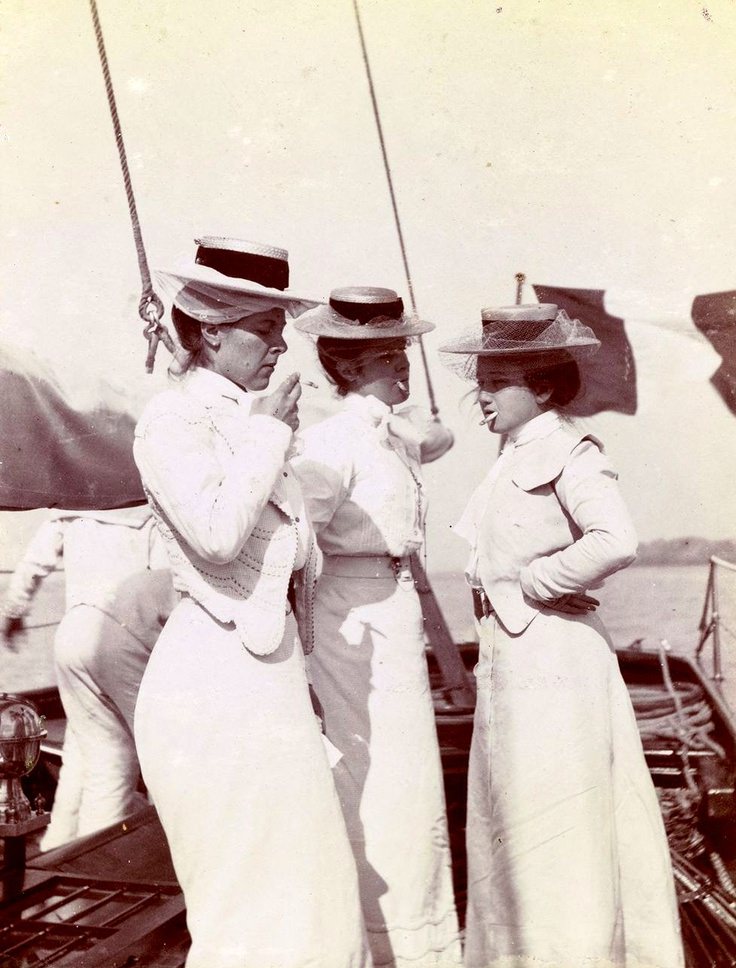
left=155, top=263, right=324, bottom=315
left=293, top=306, right=434, bottom=340
left=438, top=338, right=600, bottom=359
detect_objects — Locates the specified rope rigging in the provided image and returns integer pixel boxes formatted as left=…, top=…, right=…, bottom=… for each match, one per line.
left=351, top=0, right=439, bottom=418
left=629, top=643, right=736, bottom=962
left=91, top=0, right=442, bottom=396
left=88, top=0, right=172, bottom=372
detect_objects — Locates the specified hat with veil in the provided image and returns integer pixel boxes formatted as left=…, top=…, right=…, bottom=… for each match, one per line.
left=439, top=303, right=601, bottom=381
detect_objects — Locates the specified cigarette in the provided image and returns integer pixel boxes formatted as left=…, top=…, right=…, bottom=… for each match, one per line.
left=301, top=380, right=319, bottom=389
left=479, top=412, right=497, bottom=426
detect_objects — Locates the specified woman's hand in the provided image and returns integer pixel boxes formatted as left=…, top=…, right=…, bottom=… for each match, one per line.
left=545, top=593, right=600, bottom=614
left=250, top=373, right=302, bottom=432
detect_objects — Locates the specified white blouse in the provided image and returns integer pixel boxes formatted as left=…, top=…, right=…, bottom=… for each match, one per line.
left=294, top=393, right=426, bottom=558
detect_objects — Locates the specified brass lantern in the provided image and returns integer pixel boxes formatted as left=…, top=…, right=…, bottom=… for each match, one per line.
left=0, top=693, right=46, bottom=824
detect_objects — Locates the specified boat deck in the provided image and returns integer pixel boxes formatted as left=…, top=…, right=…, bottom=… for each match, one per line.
left=3, top=645, right=736, bottom=966
left=1, top=807, right=186, bottom=968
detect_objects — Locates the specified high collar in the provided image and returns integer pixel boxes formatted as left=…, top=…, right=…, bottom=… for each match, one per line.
left=509, top=409, right=561, bottom=447
left=342, top=392, right=422, bottom=456
left=175, top=366, right=252, bottom=410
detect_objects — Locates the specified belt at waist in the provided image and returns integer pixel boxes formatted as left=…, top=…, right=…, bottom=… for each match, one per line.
left=321, top=554, right=413, bottom=579
left=471, top=586, right=496, bottom=620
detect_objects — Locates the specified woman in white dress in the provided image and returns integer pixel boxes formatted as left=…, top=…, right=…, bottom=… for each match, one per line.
left=440, top=304, right=684, bottom=968
left=133, top=239, right=370, bottom=968
left=292, top=287, right=462, bottom=968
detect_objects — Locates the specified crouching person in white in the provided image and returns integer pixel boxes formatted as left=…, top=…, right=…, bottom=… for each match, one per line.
left=0, top=506, right=175, bottom=849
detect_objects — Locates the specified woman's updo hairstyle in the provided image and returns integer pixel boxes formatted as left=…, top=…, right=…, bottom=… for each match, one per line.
left=316, top=336, right=408, bottom=397
left=523, top=353, right=581, bottom=409
left=171, top=303, right=204, bottom=370
left=315, top=338, right=354, bottom=396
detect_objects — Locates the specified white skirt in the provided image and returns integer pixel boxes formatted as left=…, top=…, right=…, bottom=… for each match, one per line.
left=465, top=609, right=684, bottom=968
left=309, top=572, right=462, bottom=968
left=134, top=597, right=370, bottom=968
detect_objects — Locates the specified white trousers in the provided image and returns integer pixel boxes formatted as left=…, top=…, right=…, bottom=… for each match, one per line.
left=41, top=604, right=151, bottom=850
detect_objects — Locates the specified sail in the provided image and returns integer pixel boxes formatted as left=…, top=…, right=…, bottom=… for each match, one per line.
left=533, top=285, right=736, bottom=421
left=691, top=289, right=736, bottom=416
left=0, top=342, right=145, bottom=511
left=532, top=286, right=637, bottom=417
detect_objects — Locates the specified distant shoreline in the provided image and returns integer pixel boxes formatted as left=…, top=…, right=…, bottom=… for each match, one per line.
left=633, top=538, right=736, bottom=567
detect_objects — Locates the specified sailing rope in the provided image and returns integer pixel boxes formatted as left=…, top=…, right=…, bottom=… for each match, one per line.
left=629, top=642, right=736, bottom=961
left=352, top=0, right=439, bottom=417
left=672, top=849, right=736, bottom=965
left=88, top=0, right=173, bottom=372
left=631, top=662, right=716, bottom=857
left=629, top=650, right=727, bottom=760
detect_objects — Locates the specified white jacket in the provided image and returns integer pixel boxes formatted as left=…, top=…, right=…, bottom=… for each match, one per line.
left=134, top=367, right=317, bottom=656
left=455, top=411, right=637, bottom=634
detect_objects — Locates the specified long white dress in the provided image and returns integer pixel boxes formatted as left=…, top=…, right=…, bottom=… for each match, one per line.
left=294, top=393, right=462, bottom=968
left=455, top=411, right=684, bottom=968
left=133, top=367, right=369, bottom=968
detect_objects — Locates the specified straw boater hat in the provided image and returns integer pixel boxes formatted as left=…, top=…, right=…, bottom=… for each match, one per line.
left=294, top=286, right=434, bottom=340
left=439, top=303, right=600, bottom=380
left=154, top=237, right=323, bottom=323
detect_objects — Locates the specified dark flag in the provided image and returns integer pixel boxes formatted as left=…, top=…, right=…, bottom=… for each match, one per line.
left=0, top=343, right=145, bottom=511
left=533, top=286, right=637, bottom=417
left=691, top=289, right=736, bottom=416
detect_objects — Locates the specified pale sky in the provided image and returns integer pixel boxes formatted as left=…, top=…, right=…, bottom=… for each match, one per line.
left=2, top=0, right=736, bottom=571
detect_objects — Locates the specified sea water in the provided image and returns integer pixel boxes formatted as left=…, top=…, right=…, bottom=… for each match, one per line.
left=3, top=564, right=736, bottom=713
left=427, top=564, right=736, bottom=712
